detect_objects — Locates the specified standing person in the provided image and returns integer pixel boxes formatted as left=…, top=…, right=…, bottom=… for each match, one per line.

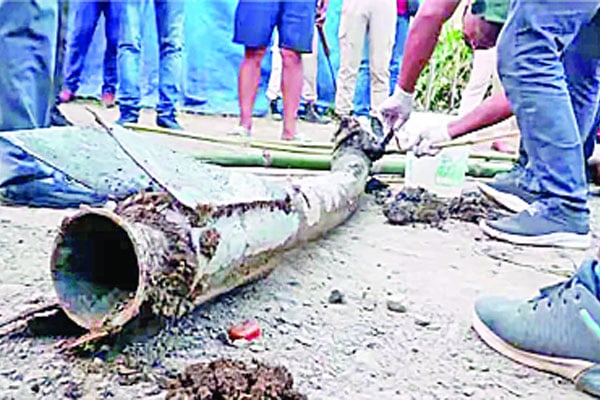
left=59, top=0, right=118, bottom=108
left=266, top=28, right=329, bottom=125
left=334, top=0, right=397, bottom=137
left=353, top=0, right=418, bottom=131
left=116, top=0, right=185, bottom=130
left=232, top=0, right=326, bottom=140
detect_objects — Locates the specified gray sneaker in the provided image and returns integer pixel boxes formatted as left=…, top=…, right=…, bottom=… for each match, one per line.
left=473, top=259, right=600, bottom=397
left=479, top=200, right=591, bottom=249
left=478, top=179, right=540, bottom=213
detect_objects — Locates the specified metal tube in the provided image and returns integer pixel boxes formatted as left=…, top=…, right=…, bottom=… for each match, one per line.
left=50, top=120, right=373, bottom=334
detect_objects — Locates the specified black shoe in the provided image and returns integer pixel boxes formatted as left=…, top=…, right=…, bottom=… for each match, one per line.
left=370, top=117, right=384, bottom=138
left=49, top=104, right=73, bottom=127
left=269, top=99, right=282, bottom=121
left=156, top=116, right=182, bottom=130
left=301, top=103, right=330, bottom=124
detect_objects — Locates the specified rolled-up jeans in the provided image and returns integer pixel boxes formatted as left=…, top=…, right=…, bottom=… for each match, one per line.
left=117, top=0, right=184, bottom=120
left=497, top=0, right=600, bottom=215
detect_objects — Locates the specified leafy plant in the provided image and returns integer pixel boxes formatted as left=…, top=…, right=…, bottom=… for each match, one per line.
left=414, top=25, right=473, bottom=114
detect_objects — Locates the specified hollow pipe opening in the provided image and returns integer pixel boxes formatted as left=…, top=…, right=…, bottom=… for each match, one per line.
left=51, top=213, right=140, bottom=330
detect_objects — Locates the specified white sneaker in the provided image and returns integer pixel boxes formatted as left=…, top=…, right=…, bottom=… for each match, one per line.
left=228, top=125, right=252, bottom=138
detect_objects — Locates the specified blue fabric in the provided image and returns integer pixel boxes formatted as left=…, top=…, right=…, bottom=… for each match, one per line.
left=64, top=0, right=118, bottom=95
left=117, top=0, right=184, bottom=120
left=0, top=138, right=107, bottom=208
left=233, top=0, right=317, bottom=53
left=69, top=0, right=343, bottom=115
left=497, top=1, right=600, bottom=215
left=0, top=0, right=58, bottom=131
left=353, top=15, right=410, bottom=117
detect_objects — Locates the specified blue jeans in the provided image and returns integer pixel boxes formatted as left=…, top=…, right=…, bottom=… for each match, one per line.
left=117, top=0, right=184, bottom=120
left=498, top=1, right=600, bottom=214
left=64, top=0, right=118, bottom=95
left=0, top=0, right=57, bottom=131
left=354, top=15, right=409, bottom=117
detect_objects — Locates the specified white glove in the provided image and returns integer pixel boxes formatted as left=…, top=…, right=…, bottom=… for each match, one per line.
left=376, top=86, right=414, bottom=134
left=405, top=124, right=451, bottom=157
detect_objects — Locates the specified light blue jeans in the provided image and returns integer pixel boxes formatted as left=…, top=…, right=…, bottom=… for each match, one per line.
left=64, top=0, right=119, bottom=95
left=498, top=0, right=600, bottom=216
left=0, top=0, right=57, bottom=130
left=117, top=0, right=184, bottom=120
left=353, top=15, right=409, bottom=117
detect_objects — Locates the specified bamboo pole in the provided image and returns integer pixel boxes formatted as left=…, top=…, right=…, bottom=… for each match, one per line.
left=50, top=118, right=375, bottom=339
left=192, top=149, right=513, bottom=178
left=126, top=122, right=518, bottom=163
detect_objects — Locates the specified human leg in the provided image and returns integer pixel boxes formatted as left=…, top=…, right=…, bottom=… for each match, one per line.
left=154, top=0, right=184, bottom=128
left=335, top=0, right=368, bottom=117
left=279, top=0, right=316, bottom=139
left=389, top=15, right=409, bottom=91
left=367, top=0, right=396, bottom=118
left=480, top=1, right=600, bottom=248
left=457, top=48, right=496, bottom=116
left=116, top=0, right=143, bottom=123
left=233, top=0, right=278, bottom=134
left=61, top=0, right=101, bottom=98
left=101, top=0, right=119, bottom=103
left=0, top=0, right=58, bottom=130
left=265, top=30, right=283, bottom=120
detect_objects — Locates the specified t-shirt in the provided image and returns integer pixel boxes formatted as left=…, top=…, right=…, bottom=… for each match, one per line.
left=471, top=0, right=509, bottom=24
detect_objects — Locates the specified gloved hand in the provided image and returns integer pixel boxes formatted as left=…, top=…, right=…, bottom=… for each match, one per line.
left=376, top=86, right=414, bottom=135
left=404, top=123, right=451, bottom=157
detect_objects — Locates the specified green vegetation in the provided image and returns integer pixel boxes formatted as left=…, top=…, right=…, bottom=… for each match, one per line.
left=414, top=26, right=473, bottom=114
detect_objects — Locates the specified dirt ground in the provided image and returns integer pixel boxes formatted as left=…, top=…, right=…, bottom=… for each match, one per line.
left=0, top=104, right=595, bottom=399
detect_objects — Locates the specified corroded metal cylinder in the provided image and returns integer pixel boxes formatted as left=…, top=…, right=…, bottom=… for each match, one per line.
left=50, top=120, right=375, bottom=334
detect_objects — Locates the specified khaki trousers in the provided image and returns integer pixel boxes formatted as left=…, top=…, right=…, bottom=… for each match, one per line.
left=266, top=27, right=319, bottom=103
left=458, top=47, right=503, bottom=116
left=335, top=0, right=397, bottom=116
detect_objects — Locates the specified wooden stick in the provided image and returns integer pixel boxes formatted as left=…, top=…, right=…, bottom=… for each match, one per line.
left=432, top=130, right=520, bottom=149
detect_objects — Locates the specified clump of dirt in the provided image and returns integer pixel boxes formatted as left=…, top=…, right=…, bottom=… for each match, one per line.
left=166, top=358, right=307, bottom=400
left=382, top=187, right=507, bottom=227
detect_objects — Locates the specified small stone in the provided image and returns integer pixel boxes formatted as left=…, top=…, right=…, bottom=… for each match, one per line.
left=100, top=344, right=111, bottom=353
left=328, top=289, right=345, bottom=304
left=362, top=302, right=376, bottom=312
left=249, top=343, right=265, bottom=353
left=295, top=336, right=313, bottom=347
left=463, top=387, right=476, bottom=397
left=92, top=357, right=104, bottom=369
left=386, top=299, right=407, bottom=313
left=415, top=317, right=431, bottom=327
left=278, top=325, right=290, bottom=335
left=426, top=324, right=442, bottom=331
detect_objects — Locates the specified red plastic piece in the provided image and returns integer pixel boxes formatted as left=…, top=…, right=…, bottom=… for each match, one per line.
left=228, top=319, right=261, bottom=341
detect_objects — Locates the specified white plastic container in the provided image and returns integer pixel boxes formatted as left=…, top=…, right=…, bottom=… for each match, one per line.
left=405, top=146, right=470, bottom=198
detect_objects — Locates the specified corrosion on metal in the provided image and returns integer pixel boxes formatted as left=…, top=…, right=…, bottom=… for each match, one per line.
left=49, top=117, right=378, bottom=346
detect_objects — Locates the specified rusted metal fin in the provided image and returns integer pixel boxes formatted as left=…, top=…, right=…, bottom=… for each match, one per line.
left=55, top=330, right=110, bottom=351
